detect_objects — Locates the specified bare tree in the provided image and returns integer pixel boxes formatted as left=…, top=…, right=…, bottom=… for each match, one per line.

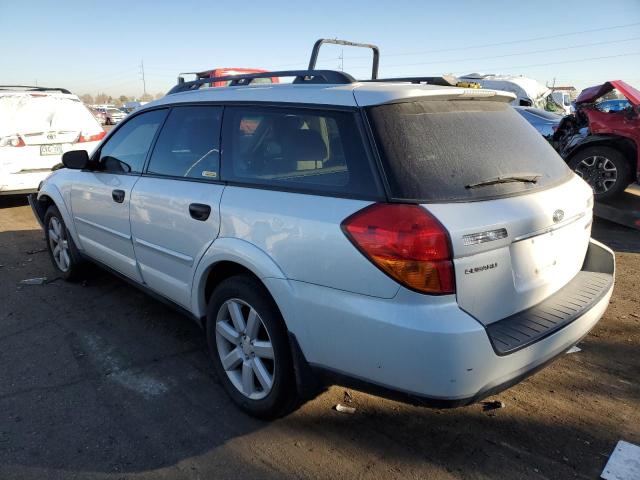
left=154, top=91, right=165, bottom=100
left=140, top=92, right=153, bottom=102
left=79, top=94, right=94, bottom=105
left=94, top=93, right=109, bottom=105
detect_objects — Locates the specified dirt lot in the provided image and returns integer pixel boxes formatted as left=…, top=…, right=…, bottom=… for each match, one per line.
left=0, top=196, right=638, bottom=480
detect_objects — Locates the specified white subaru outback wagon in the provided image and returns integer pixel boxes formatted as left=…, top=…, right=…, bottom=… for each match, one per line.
left=29, top=43, right=615, bottom=418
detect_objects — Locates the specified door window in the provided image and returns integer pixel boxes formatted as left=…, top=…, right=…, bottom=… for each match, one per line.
left=147, top=106, right=222, bottom=180
left=221, top=106, right=381, bottom=198
left=97, top=109, right=167, bottom=174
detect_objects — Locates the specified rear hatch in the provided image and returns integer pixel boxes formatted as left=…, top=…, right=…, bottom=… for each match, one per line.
left=366, top=97, right=593, bottom=324
left=0, top=92, right=103, bottom=171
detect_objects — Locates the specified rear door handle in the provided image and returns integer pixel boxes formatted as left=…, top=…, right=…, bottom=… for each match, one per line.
left=112, top=189, right=125, bottom=203
left=189, top=203, right=211, bottom=221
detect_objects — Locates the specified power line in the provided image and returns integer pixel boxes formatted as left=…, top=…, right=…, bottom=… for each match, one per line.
left=450, top=51, right=640, bottom=75
left=344, top=36, right=640, bottom=70
left=342, top=21, right=640, bottom=60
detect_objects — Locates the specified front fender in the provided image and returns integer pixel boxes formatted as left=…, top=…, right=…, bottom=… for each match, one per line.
left=36, top=182, right=81, bottom=248
left=191, top=237, right=289, bottom=318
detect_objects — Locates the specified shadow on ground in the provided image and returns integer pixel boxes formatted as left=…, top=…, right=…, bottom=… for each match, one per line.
left=0, top=227, right=638, bottom=479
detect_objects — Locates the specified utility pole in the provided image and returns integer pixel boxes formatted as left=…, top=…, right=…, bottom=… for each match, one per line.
left=338, top=50, right=344, bottom=71
left=140, top=59, right=147, bottom=97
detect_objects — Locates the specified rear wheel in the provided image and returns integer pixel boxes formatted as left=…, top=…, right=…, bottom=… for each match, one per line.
left=568, top=146, right=631, bottom=200
left=206, top=275, right=298, bottom=419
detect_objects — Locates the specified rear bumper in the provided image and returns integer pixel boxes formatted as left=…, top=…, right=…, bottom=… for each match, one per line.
left=277, top=238, right=615, bottom=405
left=0, top=170, right=51, bottom=195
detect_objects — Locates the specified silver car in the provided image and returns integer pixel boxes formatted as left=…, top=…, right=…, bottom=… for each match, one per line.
left=29, top=69, right=615, bottom=418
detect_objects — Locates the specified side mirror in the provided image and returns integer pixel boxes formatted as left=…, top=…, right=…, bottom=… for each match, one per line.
left=62, top=150, right=89, bottom=170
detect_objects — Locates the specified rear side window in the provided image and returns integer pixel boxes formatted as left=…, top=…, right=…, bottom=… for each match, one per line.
left=222, top=106, right=381, bottom=198
left=98, top=109, right=167, bottom=174
left=367, top=100, right=571, bottom=202
left=147, top=106, right=222, bottom=180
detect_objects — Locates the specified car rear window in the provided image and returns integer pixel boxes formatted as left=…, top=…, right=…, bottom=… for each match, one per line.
left=222, top=106, right=382, bottom=199
left=0, top=94, right=101, bottom=136
left=367, top=100, right=571, bottom=202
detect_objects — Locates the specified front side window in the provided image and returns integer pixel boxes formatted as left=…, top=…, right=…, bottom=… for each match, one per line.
left=221, top=106, right=380, bottom=197
left=97, top=109, right=167, bottom=174
left=147, top=106, right=222, bottom=179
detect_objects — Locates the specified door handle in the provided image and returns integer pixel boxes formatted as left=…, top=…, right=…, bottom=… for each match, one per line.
left=112, top=189, right=125, bottom=203
left=189, top=203, right=211, bottom=221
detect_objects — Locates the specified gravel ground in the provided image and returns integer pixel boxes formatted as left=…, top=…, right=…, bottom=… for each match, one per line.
left=0, top=195, right=638, bottom=480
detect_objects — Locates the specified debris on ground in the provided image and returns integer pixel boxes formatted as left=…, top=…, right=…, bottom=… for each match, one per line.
left=334, top=404, right=356, bottom=414
left=343, top=390, right=354, bottom=404
left=20, top=277, right=47, bottom=285
left=26, top=248, right=47, bottom=255
left=566, top=346, right=582, bottom=354
left=482, top=400, right=505, bottom=412
left=601, top=440, right=640, bottom=480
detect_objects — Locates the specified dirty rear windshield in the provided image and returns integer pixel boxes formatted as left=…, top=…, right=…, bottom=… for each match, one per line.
left=367, top=100, right=571, bottom=202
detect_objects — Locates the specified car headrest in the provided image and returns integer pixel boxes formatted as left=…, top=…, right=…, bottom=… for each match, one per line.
left=285, top=129, right=328, bottom=162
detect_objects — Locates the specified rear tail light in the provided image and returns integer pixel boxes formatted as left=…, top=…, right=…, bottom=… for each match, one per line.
left=341, top=203, right=455, bottom=295
left=77, top=131, right=106, bottom=143
left=0, top=135, right=25, bottom=147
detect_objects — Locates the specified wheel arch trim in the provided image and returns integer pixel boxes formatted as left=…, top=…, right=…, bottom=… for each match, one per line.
left=36, top=184, right=81, bottom=247
left=191, top=237, right=290, bottom=319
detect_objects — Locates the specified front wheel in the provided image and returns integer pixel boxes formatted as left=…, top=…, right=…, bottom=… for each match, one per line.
left=44, top=205, right=83, bottom=280
left=568, top=146, right=631, bottom=201
left=206, top=275, right=298, bottom=419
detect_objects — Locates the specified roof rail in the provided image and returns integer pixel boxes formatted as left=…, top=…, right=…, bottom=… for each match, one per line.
left=363, top=76, right=459, bottom=87
left=168, top=69, right=356, bottom=95
left=309, top=38, right=380, bottom=80
left=0, top=85, right=72, bottom=94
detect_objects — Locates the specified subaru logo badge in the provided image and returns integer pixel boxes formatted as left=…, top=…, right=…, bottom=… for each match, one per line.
left=47, top=132, right=56, bottom=140
left=552, top=209, right=564, bottom=223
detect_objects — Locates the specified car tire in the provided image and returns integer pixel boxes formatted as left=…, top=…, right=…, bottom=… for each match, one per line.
left=44, top=205, right=84, bottom=281
left=206, top=274, right=298, bottom=419
left=568, top=146, right=631, bottom=201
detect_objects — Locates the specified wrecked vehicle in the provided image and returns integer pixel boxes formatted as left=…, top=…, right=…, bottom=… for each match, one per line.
left=553, top=80, right=640, bottom=200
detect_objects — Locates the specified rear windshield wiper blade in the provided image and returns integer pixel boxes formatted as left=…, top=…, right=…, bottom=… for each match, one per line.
left=465, top=173, right=542, bottom=189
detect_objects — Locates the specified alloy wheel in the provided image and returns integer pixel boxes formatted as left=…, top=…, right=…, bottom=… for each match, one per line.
left=48, top=216, right=70, bottom=272
left=215, top=298, right=275, bottom=400
left=574, top=155, right=618, bottom=194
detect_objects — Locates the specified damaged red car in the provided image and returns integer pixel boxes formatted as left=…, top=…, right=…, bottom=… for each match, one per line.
left=553, top=80, right=640, bottom=200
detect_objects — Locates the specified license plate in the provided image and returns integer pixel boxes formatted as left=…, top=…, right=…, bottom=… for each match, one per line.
left=40, top=144, right=63, bottom=156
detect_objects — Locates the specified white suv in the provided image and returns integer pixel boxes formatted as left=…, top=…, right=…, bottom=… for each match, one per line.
left=0, top=86, right=105, bottom=194
left=29, top=47, right=615, bottom=418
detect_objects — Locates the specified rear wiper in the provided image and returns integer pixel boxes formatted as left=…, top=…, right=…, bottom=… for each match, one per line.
left=465, top=173, right=541, bottom=189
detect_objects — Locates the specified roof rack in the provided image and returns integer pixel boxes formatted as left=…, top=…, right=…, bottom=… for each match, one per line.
left=0, top=85, right=72, bottom=94
left=168, top=69, right=356, bottom=95
left=363, top=75, right=459, bottom=87
left=167, top=38, right=462, bottom=95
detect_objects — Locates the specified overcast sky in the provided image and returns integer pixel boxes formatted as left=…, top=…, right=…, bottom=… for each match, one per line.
left=2, top=0, right=639, bottom=97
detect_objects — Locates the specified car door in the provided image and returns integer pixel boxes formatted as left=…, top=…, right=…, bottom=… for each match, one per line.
left=129, top=105, right=225, bottom=308
left=70, top=108, right=168, bottom=282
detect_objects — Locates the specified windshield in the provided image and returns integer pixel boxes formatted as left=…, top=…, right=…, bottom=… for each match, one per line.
left=0, top=94, right=101, bottom=136
left=367, top=100, right=571, bottom=202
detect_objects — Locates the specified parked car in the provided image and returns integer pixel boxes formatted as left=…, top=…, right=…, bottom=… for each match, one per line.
left=98, top=106, right=127, bottom=125
left=0, top=86, right=105, bottom=194
left=90, top=107, right=107, bottom=125
left=514, top=106, right=562, bottom=142
left=553, top=80, right=640, bottom=200
left=29, top=52, right=615, bottom=419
